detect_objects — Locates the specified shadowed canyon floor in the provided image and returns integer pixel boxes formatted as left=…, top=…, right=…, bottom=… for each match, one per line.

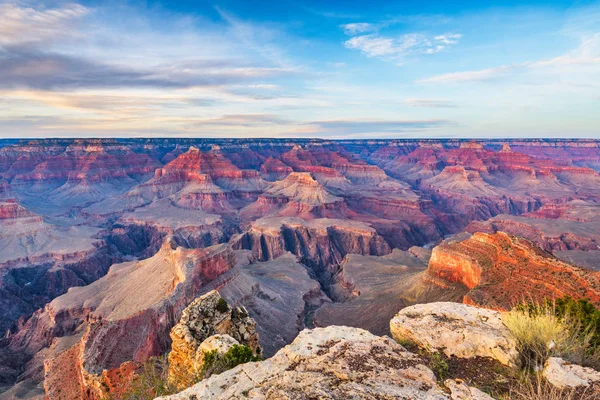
left=0, top=138, right=600, bottom=398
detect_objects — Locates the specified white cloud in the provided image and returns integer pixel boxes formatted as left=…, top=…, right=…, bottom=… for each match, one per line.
left=340, top=23, right=375, bottom=35
left=0, top=2, right=89, bottom=47
left=344, top=32, right=462, bottom=62
left=434, top=33, right=462, bottom=45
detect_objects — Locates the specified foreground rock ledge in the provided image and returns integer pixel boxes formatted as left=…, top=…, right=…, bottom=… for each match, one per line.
left=157, top=326, right=455, bottom=399
left=390, top=302, right=519, bottom=367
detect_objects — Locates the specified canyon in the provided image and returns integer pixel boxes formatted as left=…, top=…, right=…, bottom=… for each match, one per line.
left=0, top=138, right=599, bottom=399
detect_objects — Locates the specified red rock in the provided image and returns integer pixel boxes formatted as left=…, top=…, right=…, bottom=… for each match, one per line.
left=427, top=232, right=600, bottom=309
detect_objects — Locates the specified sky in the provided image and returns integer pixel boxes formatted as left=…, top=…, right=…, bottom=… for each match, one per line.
left=0, top=0, right=599, bottom=138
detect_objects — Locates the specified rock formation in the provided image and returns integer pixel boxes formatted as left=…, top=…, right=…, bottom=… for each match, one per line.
left=426, top=232, right=600, bottom=309
left=167, top=291, right=259, bottom=387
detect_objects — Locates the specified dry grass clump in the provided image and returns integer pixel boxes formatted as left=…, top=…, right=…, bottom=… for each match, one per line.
left=508, top=373, right=600, bottom=400
left=502, top=302, right=595, bottom=370
left=502, top=298, right=600, bottom=400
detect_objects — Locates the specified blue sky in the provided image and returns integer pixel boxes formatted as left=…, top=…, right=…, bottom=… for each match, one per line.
left=0, top=0, right=599, bottom=138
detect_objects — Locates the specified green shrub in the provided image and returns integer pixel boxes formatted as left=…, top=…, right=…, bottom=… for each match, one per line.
left=201, top=344, right=261, bottom=379
left=114, top=356, right=176, bottom=400
left=428, top=351, right=449, bottom=380
left=552, top=297, right=600, bottom=349
left=215, top=298, right=229, bottom=313
left=113, top=345, right=259, bottom=399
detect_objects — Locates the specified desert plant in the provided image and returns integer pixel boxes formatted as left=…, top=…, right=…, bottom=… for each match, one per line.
left=115, top=356, right=177, bottom=400
left=215, top=297, right=229, bottom=313
left=504, top=298, right=600, bottom=370
left=503, top=303, right=586, bottom=370
left=552, top=297, right=600, bottom=349
left=428, top=351, right=449, bottom=380
left=201, top=344, right=261, bottom=379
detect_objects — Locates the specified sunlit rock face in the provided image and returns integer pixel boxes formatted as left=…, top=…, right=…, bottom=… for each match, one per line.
left=426, top=232, right=600, bottom=309
left=1, top=138, right=600, bottom=399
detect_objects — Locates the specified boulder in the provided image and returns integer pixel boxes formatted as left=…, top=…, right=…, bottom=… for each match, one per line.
left=390, top=302, right=519, bottom=367
left=543, top=357, right=600, bottom=389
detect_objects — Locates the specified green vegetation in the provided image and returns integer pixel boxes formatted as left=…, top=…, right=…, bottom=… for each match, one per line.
left=113, top=345, right=259, bottom=400
left=427, top=351, right=449, bottom=380
left=115, top=356, right=175, bottom=400
left=201, top=344, right=261, bottom=379
left=215, top=297, right=229, bottom=313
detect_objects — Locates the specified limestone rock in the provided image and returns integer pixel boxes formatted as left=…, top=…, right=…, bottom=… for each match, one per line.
left=158, top=326, right=451, bottom=400
left=390, top=302, right=519, bottom=367
left=543, top=357, right=600, bottom=389
left=199, top=334, right=239, bottom=355
left=445, top=379, right=495, bottom=399
left=167, top=291, right=259, bottom=385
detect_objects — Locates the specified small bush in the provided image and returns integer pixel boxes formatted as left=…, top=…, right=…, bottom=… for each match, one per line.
left=552, top=297, right=600, bottom=349
left=428, top=351, right=449, bottom=380
left=115, top=356, right=176, bottom=400
left=114, top=345, right=259, bottom=399
left=503, top=302, right=590, bottom=370
left=201, top=344, right=261, bottom=379
left=216, top=298, right=229, bottom=313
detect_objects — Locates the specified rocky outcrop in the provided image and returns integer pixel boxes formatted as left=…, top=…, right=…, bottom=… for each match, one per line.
left=426, top=232, right=600, bottom=309
left=390, top=302, right=520, bottom=367
left=158, top=326, right=451, bottom=400
left=543, top=357, right=600, bottom=389
left=167, top=291, right=259, bottom=387
left=169, top=290, right=260, bottom=388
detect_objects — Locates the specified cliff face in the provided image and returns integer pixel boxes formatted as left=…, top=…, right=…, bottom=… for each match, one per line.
left=231, top=217, right=391, bottom=282
left=0, top=241, right=242, bottom=399
left=427, top=232, right=600, bottom=309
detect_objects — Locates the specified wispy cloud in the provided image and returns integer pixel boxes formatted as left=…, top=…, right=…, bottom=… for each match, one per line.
left=340, top=23, right=375, bottom=35
left=344, top=32, right=462, bottom=63
left=416, top=66, right=514, bottom=84
left=418, top=32, right=600, bottom=84
left=0, top=2, right=89, bottom=46
left=434, top=33, right=462, bottom=45
left=405, top=99, right=458, bottom=108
